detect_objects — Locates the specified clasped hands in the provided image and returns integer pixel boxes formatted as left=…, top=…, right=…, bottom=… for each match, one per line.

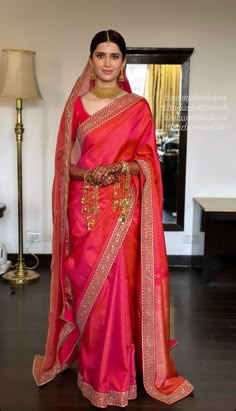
left=85, top=162, right=125, bottom=186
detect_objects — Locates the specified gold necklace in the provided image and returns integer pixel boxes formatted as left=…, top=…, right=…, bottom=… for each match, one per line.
left=91, top=86, right=121, bottom=99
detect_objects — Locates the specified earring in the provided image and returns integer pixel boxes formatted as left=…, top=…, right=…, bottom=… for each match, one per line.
left=119, top=68, right=124, bottom=82
left=90, top=67, right=95, bottom=80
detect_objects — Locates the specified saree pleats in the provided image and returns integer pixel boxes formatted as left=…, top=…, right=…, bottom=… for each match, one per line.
left=33, top=89, right=193, bottom=407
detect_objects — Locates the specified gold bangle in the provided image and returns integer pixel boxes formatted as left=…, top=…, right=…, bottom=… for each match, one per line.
left=119, top=161, right=130, bottom=175
left=84, top=169, right=91, bottom=183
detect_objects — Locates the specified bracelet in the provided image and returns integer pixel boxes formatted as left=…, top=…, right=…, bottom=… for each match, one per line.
left=119, top=161, right=130, bottom=175
left=83, top=169, right=91, bottom=183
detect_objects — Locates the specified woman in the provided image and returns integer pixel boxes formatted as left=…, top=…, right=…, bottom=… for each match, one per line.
left=33, top=29, right=193, bottom=407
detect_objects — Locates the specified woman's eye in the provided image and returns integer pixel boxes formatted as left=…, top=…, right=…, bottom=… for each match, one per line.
left=95, top=53, right=120, bottom=60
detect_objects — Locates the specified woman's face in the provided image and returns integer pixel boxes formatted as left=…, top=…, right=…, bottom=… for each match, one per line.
left=90, top=41, right=126, bottom=85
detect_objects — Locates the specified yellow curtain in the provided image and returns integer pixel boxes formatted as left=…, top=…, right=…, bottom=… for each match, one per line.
left=144, top=65, right=182, bottom=131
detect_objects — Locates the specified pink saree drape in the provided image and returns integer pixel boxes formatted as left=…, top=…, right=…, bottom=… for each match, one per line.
left=33, top=62, right=193, bottom=407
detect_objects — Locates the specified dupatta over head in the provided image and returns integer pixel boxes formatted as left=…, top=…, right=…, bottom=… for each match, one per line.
left=33, top=60, right=193, bottom=407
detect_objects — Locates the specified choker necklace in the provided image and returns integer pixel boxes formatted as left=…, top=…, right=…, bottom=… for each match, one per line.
left=91, top=86, right=121, bottom=99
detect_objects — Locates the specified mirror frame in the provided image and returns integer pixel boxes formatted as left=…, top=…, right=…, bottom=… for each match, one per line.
left=126, top=47, right=194, bottom=231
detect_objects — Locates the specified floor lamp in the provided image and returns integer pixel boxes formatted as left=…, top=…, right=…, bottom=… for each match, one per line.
left=0, top=49, right=42, bottom=284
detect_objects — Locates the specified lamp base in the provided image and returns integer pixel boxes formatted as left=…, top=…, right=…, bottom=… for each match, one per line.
left=2, top=269, right=40, bottom=284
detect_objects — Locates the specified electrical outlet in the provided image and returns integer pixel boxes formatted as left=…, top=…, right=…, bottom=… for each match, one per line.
left=25, top=231, right=41, bottom=242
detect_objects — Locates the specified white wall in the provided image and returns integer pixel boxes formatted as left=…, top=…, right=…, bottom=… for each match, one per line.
left=0, top=0, right=235, bottom=255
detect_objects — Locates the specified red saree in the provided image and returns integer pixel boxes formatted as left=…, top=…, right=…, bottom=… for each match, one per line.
left=33, top=62, right=193, bottom=407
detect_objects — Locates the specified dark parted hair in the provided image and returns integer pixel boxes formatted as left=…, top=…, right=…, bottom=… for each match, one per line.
left=90, top=30, right=126, bottom=60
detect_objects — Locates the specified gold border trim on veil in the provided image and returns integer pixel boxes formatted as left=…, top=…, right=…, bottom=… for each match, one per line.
left=137, top=159, right=193, bottom=404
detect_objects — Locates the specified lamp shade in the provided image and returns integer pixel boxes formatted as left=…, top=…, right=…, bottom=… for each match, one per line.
left=0, top=49, right=42, bottom=99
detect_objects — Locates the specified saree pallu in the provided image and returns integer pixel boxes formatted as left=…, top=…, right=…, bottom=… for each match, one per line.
left=33, top=91, right=193, bottom=408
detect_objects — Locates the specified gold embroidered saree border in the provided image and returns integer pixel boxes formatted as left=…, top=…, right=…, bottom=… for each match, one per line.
left=33, top=321, right=74, bottom=386
left=146, top=379, right=194, bottom=405
left=76, top=187, right=136, bottom=334
left=137, top=159, right=194, bottom=404
left=77, top=93, right=142, bottom=147
left=78, top=373, right=137, bottom=408
left=137, top=159, right=156, bottom=384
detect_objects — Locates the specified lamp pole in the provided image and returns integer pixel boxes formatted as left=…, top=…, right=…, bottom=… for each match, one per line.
left=15, top=97, right=25, bottom=279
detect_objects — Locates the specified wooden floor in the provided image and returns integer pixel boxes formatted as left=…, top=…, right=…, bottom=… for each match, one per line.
left=0, top=266, right=236, bottom=411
